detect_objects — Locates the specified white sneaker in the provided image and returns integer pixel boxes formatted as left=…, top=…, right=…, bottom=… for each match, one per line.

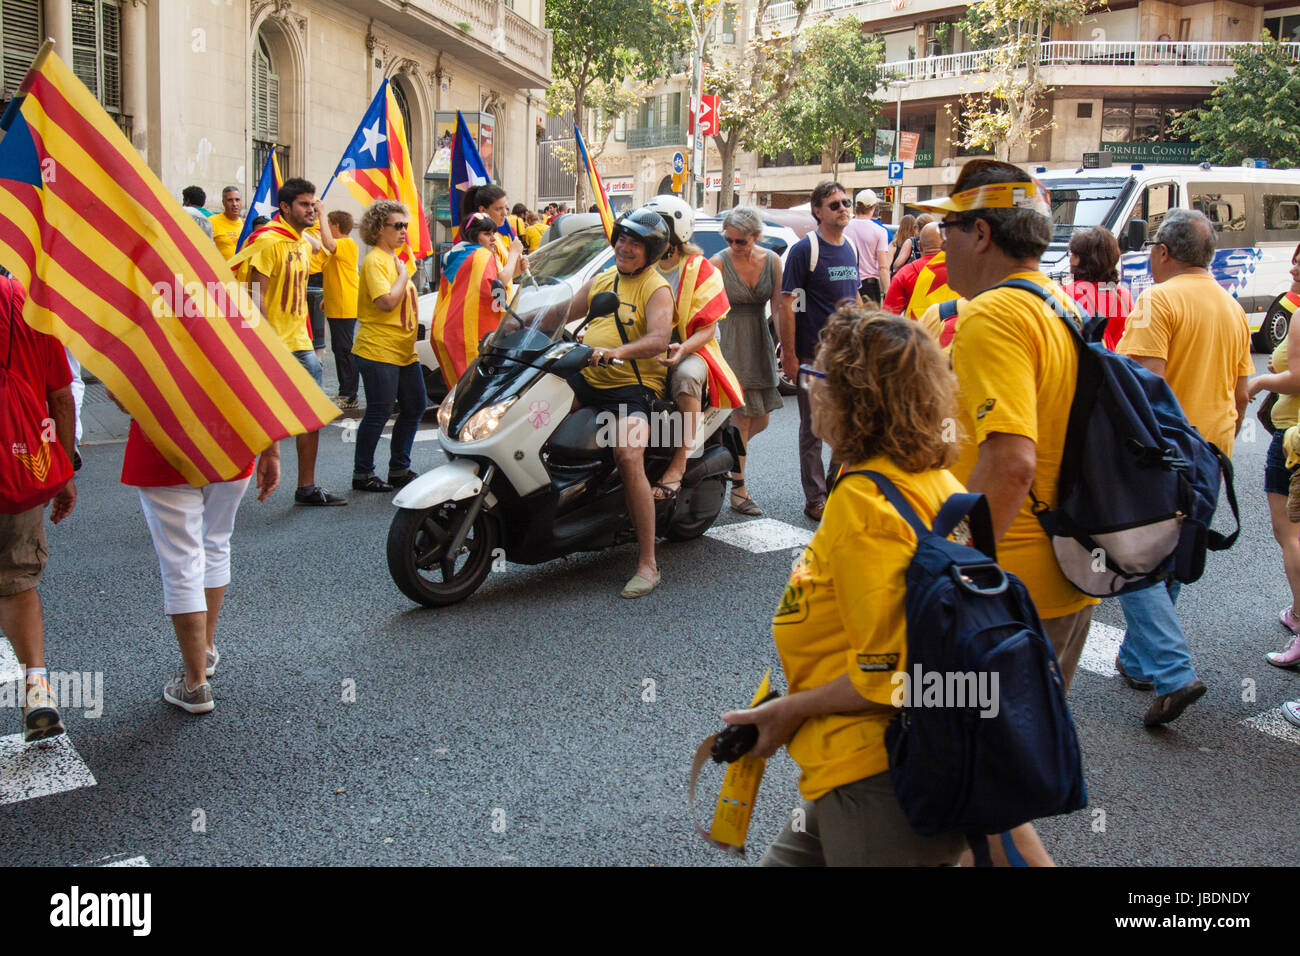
left=1283, top=701, right=1300, bottom=728
left=205, top=646, right=219, bottom=678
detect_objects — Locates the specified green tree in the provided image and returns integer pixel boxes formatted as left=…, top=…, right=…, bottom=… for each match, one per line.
left=951, top=0, right=1105, bottom=160
left=1172, top=35, right=1300, bottom=167
left=747, top=17, right=886, bottom=179
left=546, top=0, right=691, bottom=205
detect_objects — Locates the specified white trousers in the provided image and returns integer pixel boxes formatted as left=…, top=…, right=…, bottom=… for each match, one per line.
left=65, top=347, right=83, bottom=443
left=138, top=478, right=250, bottom=615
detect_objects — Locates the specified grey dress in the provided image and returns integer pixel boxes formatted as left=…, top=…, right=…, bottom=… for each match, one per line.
left=717, top=250, right=784, bottom=417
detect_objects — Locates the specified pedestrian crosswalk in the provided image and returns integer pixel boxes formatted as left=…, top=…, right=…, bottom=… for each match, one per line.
left=0, top=732, right=97, bottom=805
left=705, top=517, right=813, bottom=554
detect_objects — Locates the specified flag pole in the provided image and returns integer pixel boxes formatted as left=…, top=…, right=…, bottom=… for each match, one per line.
left=0, top=38, right=55, bottom=140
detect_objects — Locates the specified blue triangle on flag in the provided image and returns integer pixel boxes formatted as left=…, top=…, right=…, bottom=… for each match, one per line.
left=0, top=113, right=44, bottom=189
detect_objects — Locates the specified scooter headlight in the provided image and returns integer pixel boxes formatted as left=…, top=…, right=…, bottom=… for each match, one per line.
left=459, top=397, right=517, bottom=443
left=437, top=387, right=456, bottom=435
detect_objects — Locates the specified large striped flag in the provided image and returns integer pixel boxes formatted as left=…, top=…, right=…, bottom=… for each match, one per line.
left=673, top=255, right=744, bottom=410
left=0, top=43, right=339, bottom=486
left=430, top=242, right=500, bottom=386
left=328, top=79, right=432, bottom=262
left=234, top=146, right=283, bottom=252
left=574, top=123, right=614, bottom=240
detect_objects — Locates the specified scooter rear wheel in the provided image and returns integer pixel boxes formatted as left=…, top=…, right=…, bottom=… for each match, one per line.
left=387, top=502, right=499, bottom=607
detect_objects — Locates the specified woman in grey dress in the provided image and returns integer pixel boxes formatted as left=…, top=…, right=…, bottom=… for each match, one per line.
left=711, top=206, right=784, bottom=516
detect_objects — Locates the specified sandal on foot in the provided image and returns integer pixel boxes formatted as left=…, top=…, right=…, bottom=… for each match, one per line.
left=729, top=480, right=763, bottom=516
left=652, top=480, right=681, bottom=501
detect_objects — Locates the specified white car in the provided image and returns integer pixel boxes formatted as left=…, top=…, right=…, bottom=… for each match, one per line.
left=416, top=217, right=799, bottom=399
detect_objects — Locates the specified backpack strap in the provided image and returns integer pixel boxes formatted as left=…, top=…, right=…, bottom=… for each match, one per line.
left=807, top=234, right=817, bottom=273
left=610, top=273, right=646, bottom=391
left=932, top=493, right=998, bottom=562
left=938, top=299, right=958, bottom=322
left=1206, top=445, right=1240, bottom=550
left=991, top=278, right=1091, bottom=341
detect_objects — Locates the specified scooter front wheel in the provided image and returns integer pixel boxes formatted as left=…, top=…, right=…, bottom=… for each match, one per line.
left=387, top=502, right=499, bottom=607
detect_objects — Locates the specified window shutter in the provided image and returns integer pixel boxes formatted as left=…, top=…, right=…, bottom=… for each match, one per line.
left=70, top=0, right=99, bottom=100
left=100, top=0, right=120, bottom=112
left=0, top=0, right=43, bottom=100
left=266, top=67, right=279, bottom=140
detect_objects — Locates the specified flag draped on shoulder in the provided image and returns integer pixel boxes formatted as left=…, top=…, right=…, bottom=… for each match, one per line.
left=430, top=243, right=500, bottom=386
left=0, top=43, right=338, bottom=486
left=574, top=123, right=614, bottom=240
left=449, top=110, right=514, bottom=242
left=234, top=147, right=282, bottom=253
left=674, top=255, right=743, bottom=410
left=330, top=79, right=432, bottom=262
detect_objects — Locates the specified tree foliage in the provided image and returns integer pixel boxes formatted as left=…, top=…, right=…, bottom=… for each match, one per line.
left=951, top=0, right=1104, bottom=160
left=1172, top=35, right=1300, bottom=168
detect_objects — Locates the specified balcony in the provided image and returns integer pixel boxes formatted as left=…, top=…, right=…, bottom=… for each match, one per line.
left=765, top=0, right=961, bottom=31
left=627, top=125, right=687, bottom=150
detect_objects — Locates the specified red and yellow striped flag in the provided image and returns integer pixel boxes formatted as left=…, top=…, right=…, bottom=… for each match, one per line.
left=0, top=44, right=338, bottom=486
left=673, top=255, right=744, bottom=410
left=430, top=245, right=500, bottom=386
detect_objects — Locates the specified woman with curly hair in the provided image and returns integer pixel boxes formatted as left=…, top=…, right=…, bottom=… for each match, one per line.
left=722, top=305, right=971, bottom=866
left=351, top=199, right=425, bottom=493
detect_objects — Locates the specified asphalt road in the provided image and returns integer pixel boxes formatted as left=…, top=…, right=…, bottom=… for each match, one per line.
left=3, top=353, right=1298, bottom=867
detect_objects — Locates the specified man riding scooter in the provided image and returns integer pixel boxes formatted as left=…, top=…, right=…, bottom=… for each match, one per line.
left=564, top=207, right=674, bottom=598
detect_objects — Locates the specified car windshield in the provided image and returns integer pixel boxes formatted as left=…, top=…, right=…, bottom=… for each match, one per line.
left=1041, top=177, right=1128, bottom=243
left=526, top=227, right=613, bottom=284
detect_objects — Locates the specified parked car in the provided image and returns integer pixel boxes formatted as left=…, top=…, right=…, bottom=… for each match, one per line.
left=415, top=216, right=801, bottom=400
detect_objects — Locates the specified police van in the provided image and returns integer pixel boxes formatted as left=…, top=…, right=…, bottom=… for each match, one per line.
left=1036, top=162, right=1300, bottom=350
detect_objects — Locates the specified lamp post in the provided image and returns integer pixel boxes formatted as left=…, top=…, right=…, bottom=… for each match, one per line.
left=891, top=78, right=907, bottom=226
left=684, top=0, right=725, bottom=208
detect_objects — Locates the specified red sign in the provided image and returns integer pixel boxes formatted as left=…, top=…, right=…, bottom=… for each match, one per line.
left=899, top=131, right=920, bottom=165
left=699, top=95, right=720, bottom=136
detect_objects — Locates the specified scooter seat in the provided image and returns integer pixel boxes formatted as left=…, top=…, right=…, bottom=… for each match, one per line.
left=546, top=407, right=611, bottom=461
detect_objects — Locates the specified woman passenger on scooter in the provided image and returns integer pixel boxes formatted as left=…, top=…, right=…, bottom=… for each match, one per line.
left=431, top=212, right=520, bottom=386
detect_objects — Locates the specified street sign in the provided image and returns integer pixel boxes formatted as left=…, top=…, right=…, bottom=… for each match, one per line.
left=698, top=95, right=720, bottom=136
left=888, top=161, right=903, bottom=183
left=672, top=152, right=685, bottom=175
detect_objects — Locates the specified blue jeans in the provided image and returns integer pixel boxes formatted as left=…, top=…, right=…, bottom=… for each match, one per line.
left=354, top=355, right=426, bottom=477
left=1117, top=581, right=1198, bottom=695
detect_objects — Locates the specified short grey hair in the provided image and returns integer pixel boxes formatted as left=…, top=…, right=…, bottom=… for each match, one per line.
left=1155, top=208, right=1216, bottom=267
left=222, top=185, right=240, bottom=197
left=722, top=205, right=764, bottom=236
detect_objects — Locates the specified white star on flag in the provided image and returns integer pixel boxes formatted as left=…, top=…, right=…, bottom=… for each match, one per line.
left=454, top=160, right=487, bottom=194
left=360, top=118, right=387, bottom=161
left=252, top=195, right=276, bottom=219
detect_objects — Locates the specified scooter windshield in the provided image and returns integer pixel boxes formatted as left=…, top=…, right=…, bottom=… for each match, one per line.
left=483, top=278, right=572, bottom=355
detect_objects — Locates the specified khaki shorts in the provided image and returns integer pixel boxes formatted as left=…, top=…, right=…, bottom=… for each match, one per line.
left=759, top=771, right=967, bottom=867
left=670, top=353, right=709, bottom=401
left=0, top=505, right=47, bottom=597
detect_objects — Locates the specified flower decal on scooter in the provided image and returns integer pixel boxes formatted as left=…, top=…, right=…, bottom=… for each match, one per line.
left=528, top=400, right=550, bottom=429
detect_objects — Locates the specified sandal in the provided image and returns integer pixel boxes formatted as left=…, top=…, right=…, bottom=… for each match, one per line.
left=729, top=478, right=763, bottom=516
left=652, top=479, right=681, bottom=501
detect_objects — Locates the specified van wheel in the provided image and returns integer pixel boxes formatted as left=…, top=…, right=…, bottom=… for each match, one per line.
left=1255, top=298, right=1291, bottom=353
left=387, top=503, right=498, bottom=607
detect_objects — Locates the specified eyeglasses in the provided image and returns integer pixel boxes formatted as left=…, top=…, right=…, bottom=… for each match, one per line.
left=824, top=200, right=851, bottom=212
left=386, top=221, right=410, bottom=231
left=938, top=217, right=974, bottom=236
left=798, top=364, right=827, bottom=392
left=724, top=237, right=751, bottom=247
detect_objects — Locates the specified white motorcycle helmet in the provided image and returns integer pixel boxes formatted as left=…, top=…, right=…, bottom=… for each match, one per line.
left=643, top=194, right=695, bottom=247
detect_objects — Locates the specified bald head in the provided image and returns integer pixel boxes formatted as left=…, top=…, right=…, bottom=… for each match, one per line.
left=919, top=221, right=942, bottom=253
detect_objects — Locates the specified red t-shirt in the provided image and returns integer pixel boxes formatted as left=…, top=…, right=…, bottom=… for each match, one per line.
left=884, top=252, right=939, bottom=315
left=0, top=279, right=72, bottom=399
left=1063, top=280, right=1134, bottom=351
left=121, top=421, right=256, bottom=487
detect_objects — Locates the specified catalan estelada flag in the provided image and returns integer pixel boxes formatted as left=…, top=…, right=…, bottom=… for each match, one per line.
left=234, top=146, right=283, bottom=252
left=430, top=240, right=500, bottom=386
left=574, top=123, right=614, bottom=240
left=329, top=79, right=432, bottom=262
left=0, top=43, right=339, bottom=485
left=671, top=255, right=743, bottom=410
left=448, top=110, right=515, bottom=242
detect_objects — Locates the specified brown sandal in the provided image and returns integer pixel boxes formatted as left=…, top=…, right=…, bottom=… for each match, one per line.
left=729, top=479, right=763, bottom=516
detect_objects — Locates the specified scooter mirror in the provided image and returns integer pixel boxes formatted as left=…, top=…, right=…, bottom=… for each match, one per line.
left=588, top=291, right=619, bottom=320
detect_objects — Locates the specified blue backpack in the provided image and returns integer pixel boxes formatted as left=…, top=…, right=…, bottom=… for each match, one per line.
left=846, top=471, right=1088, bottom=854
left=990, top=279, right=1239, bottom=597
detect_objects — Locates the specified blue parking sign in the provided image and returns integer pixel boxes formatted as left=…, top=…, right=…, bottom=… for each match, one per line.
left=888, top=161, right=903, bottom=183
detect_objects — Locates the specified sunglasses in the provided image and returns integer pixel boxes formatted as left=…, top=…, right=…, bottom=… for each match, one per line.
left=938, top=217, right=974, bottom=235
left=386, top=221, right=410, bottom=231
left=724, top=237, right=751, bottom=246
left=798, top=364, right=827, bottom=391
left=824, top=200, right=851, bottom=212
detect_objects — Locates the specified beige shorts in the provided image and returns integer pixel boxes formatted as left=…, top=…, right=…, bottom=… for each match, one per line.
left=670, top=353, right=708, bottom=401
left=0, top=505, right=47, bottom=597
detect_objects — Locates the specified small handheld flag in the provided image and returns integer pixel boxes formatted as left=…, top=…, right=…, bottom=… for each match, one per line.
left=328, top=79, right=432, bottom=261
left=235, top=147, right=282, bottom=253
left=574, top=123, right=614, bottom=240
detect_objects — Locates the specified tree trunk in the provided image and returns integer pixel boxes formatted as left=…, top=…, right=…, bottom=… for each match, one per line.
left=572, top=81, right=588, bottom=210
left=715, top=129, right=738, bottom=210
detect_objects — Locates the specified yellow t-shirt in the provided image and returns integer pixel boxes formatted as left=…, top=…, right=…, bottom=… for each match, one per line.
left=246, top=228, right=314, bottom=353
left=354, top=249, right=419, bottom=366
left=211, top=213, right=244, bottom=261
left=950, top=271, right=1098, bottom=620
left=1117, top=273, right=1253, bottom=456
left=1271, top=298, right=1300, bottom=430
left=580, top=266, right=671, bottom=395
left=918, top=297, right=966, bottom=354
left=524, top=223, right=545, bottom=253
left=774, top=456, right=965, bottom=801
left=322, top=236, right=360, bottom=319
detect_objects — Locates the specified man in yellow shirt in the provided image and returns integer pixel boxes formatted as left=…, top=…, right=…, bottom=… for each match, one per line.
left=210, top=187, right=244, bottom=261
left=1111, top=208, right=1251, bottom=726
left=564, top=207, right=673, bottom=598
left=322, top=210, right=361, bottom=409
left=232, top=177, right=344, bottom=506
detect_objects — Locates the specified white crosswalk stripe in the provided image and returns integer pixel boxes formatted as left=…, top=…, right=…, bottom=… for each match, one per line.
left=1242, top=709, right=1300, bottom=745
left=100, top=855, right=150, bottom=867
left=0, top=641, right=22, bottom=686
left=1079, top=621, right=1124, bottom=677
left=705, top=518, right=812, bottom=554
left=0, top=733, right=97, bottom=805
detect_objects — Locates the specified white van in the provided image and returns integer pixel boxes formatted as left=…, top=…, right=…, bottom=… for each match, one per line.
left=1036, top=163, right=1300, bottom=350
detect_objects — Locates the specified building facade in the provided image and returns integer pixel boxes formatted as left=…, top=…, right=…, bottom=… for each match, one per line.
left=587, top=0, right=1298, bottom=217
left=1, top=0, right=551, bottom=246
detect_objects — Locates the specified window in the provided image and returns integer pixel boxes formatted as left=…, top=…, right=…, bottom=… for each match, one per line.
left=71, top=0, right=120, bottom=113
left=1190, top=185, right=1251, bottom=247
left=251, top=35, right=279, bottom=141
left=1263, top=193, right=1300, bottom=240
left=1099, top=99, right=1190, bottom=143
left=1264, top=15, right=1300, bottom=42
left=721, top=3, right=737, bottom=44
left=0, top=0, right=42, bottom=101
left=1131, top=182, right=1176, bottom=237
left=614, top=112, right=625, bottom=142
left=391, top=80, right=413, bottom=148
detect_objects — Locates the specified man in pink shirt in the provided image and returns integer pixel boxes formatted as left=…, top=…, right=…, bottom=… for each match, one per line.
left=844, top=189, right=892, bottom=304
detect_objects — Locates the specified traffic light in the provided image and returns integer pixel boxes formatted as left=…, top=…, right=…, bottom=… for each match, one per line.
left=879, top=186, right=895, bottom=205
